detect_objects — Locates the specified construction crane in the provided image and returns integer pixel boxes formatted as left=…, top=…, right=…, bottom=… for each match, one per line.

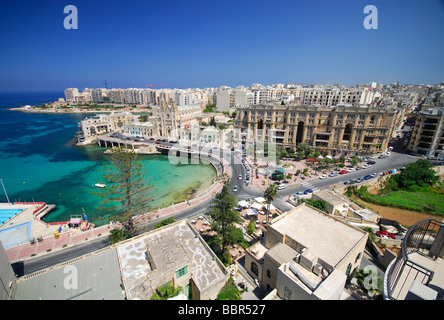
left=101, top=80, right=111, bottom=89
left=145, top=84, right=169, bottom=89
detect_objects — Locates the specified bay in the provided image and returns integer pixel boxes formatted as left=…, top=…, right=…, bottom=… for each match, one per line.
left=0, top=92, right=216, bottom=226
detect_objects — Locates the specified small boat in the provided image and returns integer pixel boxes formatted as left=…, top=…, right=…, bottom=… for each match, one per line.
left=95, top=183, right=106, bottom=188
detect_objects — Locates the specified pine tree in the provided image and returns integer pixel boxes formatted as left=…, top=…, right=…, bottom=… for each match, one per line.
left=93, top=146, right=154, bottom=238
left=207, top=179, right=242, bottom=253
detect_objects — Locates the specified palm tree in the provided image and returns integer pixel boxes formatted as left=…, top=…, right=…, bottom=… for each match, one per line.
left=264, top=184, right=278, bottom=224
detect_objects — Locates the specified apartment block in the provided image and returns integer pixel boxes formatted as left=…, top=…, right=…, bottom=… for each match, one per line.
left=407, top=106, right=444, bottom=158
left=234, top=103, right=402, bottom=156
left=245, top=203, right=368, bottom=300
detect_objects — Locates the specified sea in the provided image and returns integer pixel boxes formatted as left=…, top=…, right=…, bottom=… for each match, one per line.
left=0, top=91, right=216, bottom=226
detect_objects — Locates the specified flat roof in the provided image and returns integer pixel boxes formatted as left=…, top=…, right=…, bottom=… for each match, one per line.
left=269, top=204, right=367, bottom=267
left=117, top=220, right=226, bottom=300
left=13, top=247, right=125, bottom=300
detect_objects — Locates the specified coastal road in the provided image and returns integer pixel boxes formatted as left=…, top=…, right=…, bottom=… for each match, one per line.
left=14, top=147, right=421, bottom=276
left=11, top=237, right=110, bottom=277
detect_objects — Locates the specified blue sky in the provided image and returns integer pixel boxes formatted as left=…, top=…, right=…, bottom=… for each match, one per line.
left=0, top=0, right=443, bottom=91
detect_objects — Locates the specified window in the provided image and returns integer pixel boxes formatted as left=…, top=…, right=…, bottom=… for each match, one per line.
left=267, top=269, right=271, bottom=279
left=176, top=265, right=188, bottom=278
left=251, top=262, right=259, bottom=276
left=284, top=287, right=292, bottom=300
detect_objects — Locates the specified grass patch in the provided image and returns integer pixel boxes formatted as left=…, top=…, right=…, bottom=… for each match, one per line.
left=366, top=190, right=444, bottom=216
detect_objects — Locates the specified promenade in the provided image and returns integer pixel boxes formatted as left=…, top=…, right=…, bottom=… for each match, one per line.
left=5, top=154, right=231, bottom=263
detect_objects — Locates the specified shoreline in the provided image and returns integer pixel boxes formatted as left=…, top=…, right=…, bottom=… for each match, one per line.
left=7, top=106, right=146, bottom=114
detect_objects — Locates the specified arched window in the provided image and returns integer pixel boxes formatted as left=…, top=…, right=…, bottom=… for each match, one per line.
left=251, top=262, right=259, bottom=276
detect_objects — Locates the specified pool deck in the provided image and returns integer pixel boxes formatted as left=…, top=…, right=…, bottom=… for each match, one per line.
left=0, top=203, right=61, bottom=240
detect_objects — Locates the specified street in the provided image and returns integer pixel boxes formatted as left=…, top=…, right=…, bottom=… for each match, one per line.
left=13, top=145, right=422, bottom=277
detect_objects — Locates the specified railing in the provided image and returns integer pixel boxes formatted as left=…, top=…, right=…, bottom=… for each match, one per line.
left=384, top=218, right=443, bottom=300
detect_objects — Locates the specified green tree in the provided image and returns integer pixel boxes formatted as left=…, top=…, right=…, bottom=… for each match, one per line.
left=154, top=217, right=176, bottom=229
left=246, top=220, right=256, bottom=235
left=297, top=143, right=312, bottom=158
left=93, top=146, right=154, bottom=239
left=151, top=281, right=183, bottom=300
left=394, top=159, right=439, bottom=190
left=210, top=116, right=217, bottom=127
left=264, top=184, right=278, bottom=224
left=217, top=277, right=242, bottom=300
left=207, top=180, right=242, bottom=253
left=108, top=228, right=126, bottom=244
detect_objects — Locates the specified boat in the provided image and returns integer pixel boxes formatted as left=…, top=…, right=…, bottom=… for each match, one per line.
left=95, top=183, right=106, bottom=188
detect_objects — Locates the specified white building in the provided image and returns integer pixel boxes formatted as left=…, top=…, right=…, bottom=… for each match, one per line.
left=123, top=121, right=158, bottom=138
left=64, top=88, right=79, bottom=103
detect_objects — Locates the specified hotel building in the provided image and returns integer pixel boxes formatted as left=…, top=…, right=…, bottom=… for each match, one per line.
left=233, top=103, right=402, bottom=156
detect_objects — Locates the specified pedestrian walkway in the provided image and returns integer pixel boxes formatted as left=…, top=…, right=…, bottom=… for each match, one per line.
left=300, top=181, right=320, bottom=193
left=5, top=223, right=119, bottom=263
left=5, top=155, right=232, bottom=263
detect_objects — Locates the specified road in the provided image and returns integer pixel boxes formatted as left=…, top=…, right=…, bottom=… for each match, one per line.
left=14, top=142, right=422, bottom=276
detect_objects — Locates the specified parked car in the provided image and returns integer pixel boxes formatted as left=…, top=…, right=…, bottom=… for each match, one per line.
left=339, top=170, right=349, bottom=174
left=371, top=172, right=378, bottom=178
left=233, top=186, right=239, bottom=192
left=379, top=154, right=388, bottom=159
left=367, top=160, right=376, bottom=165
left=319, top=174, right=328, bottom=179
left=362, top=164, right=371, bottom=169
left=278, top=184, right=286, bottom=190
left=295, top=191, right=304, bottom=196
left=376, top=230, right=396, bottom=239
left=348, top=168, right=356, bottom=172
left=303, top=189, right=313, bottom=194
left=355, top=177, right=363, bottom=183
left=364, top=174, right=373, bottom=180
left=344, top=180, right=355, bottom=185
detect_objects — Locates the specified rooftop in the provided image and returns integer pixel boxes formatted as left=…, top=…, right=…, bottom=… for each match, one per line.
left=116, top=220, right=226, bottom=300
left=269, top=204, right=368, bottom=268
left=13, top=247, right=125, bottom=300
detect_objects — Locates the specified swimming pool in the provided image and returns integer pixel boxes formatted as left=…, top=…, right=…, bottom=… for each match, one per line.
left=0, top=208, right=24, bottom=225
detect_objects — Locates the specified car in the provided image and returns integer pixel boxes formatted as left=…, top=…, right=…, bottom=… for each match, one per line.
left=364, top=174, right=373, bottom=180
left=278, top=184, right=286, bottom=190
left=238, top=175, right=242, bottom=180
left=367, top=160, right=376, bottom=165
left=371, top=172, right=377, bottom=178
left=339, top=170, right=349, bottom=174
left=376, top=230, right=396, bottom=239
left=294, top=191, right=304, bottom=196
left=355, top=177, right=363, bottom=183
left=362, top=164, right=371, bottom=169
left=245, top=179, right=249, bottom=185
left=379, top=154, right=388, bottom=159
left=303, top=189, right=313, bottom=194
left=329, top=172, right=337, bottom=177
left=233, top=186, right=239, bottom=192
left=348, top=168, right=356, bottom=172
left=319, top=174, right=328, bottom=179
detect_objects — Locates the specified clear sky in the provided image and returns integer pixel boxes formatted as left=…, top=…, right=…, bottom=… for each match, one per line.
left=0, top=0, right=443, bottom=91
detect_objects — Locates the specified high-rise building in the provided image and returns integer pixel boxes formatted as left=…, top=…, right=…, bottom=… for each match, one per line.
left=64, top=88, right=79, bottom=103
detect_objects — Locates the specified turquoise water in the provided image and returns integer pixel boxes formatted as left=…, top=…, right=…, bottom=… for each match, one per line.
left=0, top=209, right=24, bottom=224
left=0, top=92, right=216, bottom=226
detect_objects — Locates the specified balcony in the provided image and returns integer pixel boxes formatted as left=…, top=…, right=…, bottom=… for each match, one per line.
left=383, top=218, right=444, bottom=300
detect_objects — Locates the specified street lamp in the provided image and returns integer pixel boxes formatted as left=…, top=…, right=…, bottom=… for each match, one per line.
left=0, top=179, right=11, bottom=205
